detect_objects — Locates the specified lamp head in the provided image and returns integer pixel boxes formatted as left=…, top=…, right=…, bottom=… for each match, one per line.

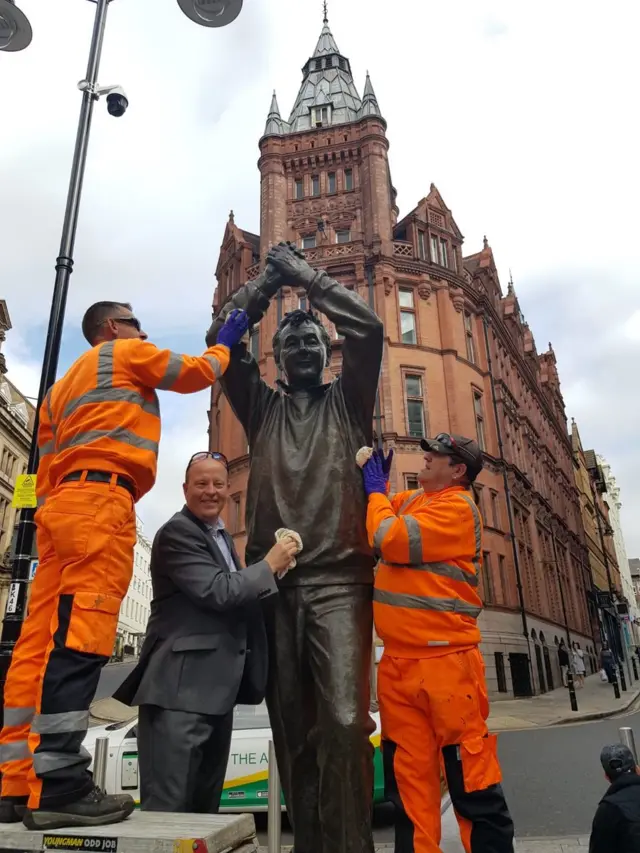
left=176, top=0, right=243, bottom=27
left=0, top=0, right=32, bottom=52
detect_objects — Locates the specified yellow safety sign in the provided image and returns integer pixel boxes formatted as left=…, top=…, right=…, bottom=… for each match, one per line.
left=12, top=473, right=37, bottom=508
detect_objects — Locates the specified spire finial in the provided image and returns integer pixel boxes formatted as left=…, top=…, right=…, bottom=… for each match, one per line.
left=229, top=209, right=234, bottom=223
left=483, top=235, right=488, bottom=249
left=323, top=0, right=328, bottom=24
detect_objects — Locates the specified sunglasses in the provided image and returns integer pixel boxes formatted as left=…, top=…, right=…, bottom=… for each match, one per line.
left=433, top=433, right=474, bottom=466
left=187, top=451, right=229, bottom=471
left=114, top=317, right=142, bottom=332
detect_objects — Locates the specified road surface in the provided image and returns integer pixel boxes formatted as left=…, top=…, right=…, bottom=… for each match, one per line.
left=98, top=661, right=640, bottom=842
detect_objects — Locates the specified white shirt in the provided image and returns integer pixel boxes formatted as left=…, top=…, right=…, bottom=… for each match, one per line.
left=206, top=517, right=237, bottom=573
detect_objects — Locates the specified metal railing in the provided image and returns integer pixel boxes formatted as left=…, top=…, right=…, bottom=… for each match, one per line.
left=267, top=740, right=281, bottom=852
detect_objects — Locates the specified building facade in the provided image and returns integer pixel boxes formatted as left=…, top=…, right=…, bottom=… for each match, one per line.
left=598, top=455, right=639, bottom=645
left=208, top=14, right=595, bottom=698
left=0, top=301, right=35, bottom=625
left=115, top=515, right=151, bottom=658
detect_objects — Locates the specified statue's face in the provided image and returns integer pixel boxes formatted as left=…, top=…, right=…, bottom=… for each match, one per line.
left=280, top=320, right=326, bottom=386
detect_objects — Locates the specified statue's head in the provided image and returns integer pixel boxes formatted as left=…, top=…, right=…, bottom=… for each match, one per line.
left=273, top=309, right=332, bottom=388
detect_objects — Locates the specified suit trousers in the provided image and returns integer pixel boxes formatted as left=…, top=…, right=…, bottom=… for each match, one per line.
left=265, top=583, right=375, bottom=853
left=0, top=480, right=136, bottom=809
left=138, top=705, right=234, bottom=813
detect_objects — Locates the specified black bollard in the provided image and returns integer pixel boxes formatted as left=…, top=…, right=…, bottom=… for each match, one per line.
left=632, top=658, right=638, bottom=682
left=619, top=664, right=628, bottom=692
left=611, top=669, right=621, bottom=700
left=567, top=670, right=579, bottom=712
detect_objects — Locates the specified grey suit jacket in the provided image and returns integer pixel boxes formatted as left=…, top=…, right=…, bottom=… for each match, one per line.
left=113, top=505, right=277, bottom=716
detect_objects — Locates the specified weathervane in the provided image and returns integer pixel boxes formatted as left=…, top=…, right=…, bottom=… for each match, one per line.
left=323, top=0, right=328, bottom=24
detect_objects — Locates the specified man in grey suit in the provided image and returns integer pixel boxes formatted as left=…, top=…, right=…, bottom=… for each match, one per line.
left=114, top=451, right=298, bottom=813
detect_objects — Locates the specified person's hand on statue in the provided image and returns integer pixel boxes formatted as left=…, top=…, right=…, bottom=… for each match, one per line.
left=362, top=453, right=388, bottom=497
left=217, top=309, right=250, bottom=349
left=266, top=241, right=316, bottom=288
left=264, top=537, right=300, bottom=575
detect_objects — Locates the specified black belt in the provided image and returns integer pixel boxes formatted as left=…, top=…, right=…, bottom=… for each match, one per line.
left=62, top=470, right=137, bottom=499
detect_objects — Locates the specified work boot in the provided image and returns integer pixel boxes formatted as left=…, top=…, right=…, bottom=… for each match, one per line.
left=0, top=796, right=27, bottom=823
left=23, top=786, right=135, bottom=830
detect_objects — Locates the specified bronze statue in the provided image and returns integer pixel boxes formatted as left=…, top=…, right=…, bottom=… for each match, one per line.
left=207, top=242, right=383, bottom=853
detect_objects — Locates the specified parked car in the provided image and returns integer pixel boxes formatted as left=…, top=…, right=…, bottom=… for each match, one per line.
left=84, top=702, right=385, bottom=812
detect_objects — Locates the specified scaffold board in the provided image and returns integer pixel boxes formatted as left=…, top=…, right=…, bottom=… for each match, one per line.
left=0, top=811, right=258, bottom=853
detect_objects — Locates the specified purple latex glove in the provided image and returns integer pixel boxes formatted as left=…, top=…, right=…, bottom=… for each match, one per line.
left=217, top=309, right=249, bottom=349
left=363, top=453, right=388, bottom=497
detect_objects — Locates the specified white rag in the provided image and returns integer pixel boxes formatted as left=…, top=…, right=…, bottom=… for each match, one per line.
left=355, top=446, right=374, bottom=468
left=274, top=528, right=303, bottom=580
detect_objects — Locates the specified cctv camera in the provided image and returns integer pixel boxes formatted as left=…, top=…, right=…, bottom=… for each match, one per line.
left=106, top=87, right=129, bottom=118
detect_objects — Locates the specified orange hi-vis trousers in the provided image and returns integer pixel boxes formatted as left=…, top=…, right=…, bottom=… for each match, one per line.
left=378, top=648, right=514, bottom=853
left=0, top=477, right=136, bottom=810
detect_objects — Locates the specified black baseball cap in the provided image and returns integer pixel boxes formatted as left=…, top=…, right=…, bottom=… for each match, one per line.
left=420, top=433, right=484, bottom=482
left=600, top=744, right=637, bottom=779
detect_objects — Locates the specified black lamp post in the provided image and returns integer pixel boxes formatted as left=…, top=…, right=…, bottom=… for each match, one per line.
left=0, top=0, right=244, bottom=711
left=545, top=545, right=579, bottom=713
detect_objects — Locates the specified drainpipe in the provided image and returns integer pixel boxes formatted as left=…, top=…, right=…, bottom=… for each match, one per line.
left=366, top=263, right=383, bottom=445
left=482, top=316, right=534, bottom=695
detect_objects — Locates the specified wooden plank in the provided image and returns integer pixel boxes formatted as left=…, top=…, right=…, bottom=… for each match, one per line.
left=0, top=811, right=257, bottom=853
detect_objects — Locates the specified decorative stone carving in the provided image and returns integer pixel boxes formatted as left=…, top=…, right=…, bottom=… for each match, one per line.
left=383, top=277, right=393, bottom=295
left=417, top=281, right=432, bottom=301
left=449, top=285, right=465, bottom=312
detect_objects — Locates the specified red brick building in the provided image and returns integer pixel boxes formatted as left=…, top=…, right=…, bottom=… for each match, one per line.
left=208, top=15, right=596, bottom=698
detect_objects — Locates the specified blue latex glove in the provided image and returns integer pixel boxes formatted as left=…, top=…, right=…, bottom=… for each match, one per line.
left=218, top=309, right=249, bottom=349
left=363, top=453, right=387, bottom=497
left=375, top=447, right=394, bottom=480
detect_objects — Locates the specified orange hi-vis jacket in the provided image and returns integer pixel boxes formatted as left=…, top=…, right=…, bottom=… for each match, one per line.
left=36, top=338, right=230, bottom=504
left=369, top=485, right=483, bottom=657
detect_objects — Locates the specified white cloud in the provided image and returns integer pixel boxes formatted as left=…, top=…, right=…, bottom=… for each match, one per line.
left=3, top=0, right=640, bottom=557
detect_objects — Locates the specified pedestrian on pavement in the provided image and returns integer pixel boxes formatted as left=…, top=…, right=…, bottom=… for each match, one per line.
left=589, top=743, right=640, bottom=852
left=114, top=453, right=299, bottom=813
left=0, top=301, right=249, bottom=831
left=572, top=643, right=586, bottom=688
left=363, top=435, right=515, bottom=853
left=558, top=639, right=570, bottom=687
left=601, top=643, right=616, bottom=684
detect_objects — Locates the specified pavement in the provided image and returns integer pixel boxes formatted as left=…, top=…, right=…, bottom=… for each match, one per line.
left=488, top=672, right=640, bottom=731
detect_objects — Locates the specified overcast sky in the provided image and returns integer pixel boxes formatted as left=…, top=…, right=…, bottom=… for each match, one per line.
left=2, top=0, right=639, bottom=556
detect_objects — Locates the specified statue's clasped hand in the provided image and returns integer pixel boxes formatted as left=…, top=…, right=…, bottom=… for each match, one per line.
left=266, top=241, right=316, bottom=289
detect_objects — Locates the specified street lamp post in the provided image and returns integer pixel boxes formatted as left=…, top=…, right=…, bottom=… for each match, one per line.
left=0, top=0, right=244, bottom=710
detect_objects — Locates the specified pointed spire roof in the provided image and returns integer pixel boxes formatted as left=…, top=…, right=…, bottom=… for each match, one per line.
left=358, top=71, right=383, bottom=119
left=263, top=90, right=289, bottom=137
left=287, top=11, right=362, bottom=133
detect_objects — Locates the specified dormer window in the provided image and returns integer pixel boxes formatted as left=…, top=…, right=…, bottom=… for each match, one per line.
left=312, top=106, right=331, bottom=127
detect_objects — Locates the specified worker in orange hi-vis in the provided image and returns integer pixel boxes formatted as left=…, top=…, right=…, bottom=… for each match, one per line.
left=0, top=300, right=249, bottom=831
left=362, top=435, right=515, bottom=853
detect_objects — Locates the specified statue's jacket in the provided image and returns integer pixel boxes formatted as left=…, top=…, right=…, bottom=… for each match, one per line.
left=208, top=270, right=384, bottom=586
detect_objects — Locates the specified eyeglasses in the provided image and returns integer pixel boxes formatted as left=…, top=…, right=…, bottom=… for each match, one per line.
left=187, top=451, right=229, bottom=471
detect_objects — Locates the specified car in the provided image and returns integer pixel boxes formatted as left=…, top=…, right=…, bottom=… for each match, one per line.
left=84, top=702, right=386, bottom=812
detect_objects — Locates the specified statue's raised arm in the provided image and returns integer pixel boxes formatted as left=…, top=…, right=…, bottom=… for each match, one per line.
left=266, top=241, right=383, bottom=437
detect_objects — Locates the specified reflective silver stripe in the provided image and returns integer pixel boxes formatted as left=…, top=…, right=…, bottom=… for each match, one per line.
left=380, top=560, right=479, bottom=588
left=205, top=355, right=222, bottom=380
left=0, top=740, right=31, bottom=763
left=63, top=387, right=159, bottom=420
left=398, top=489, right=423, bottom=515
left=403, top=515, right=423, bottom=564
left=31, top=710, right=89, bottom=735
left=3, top=706, right=35, bottom=727
left=373, top=588, right=482, bottom=619
left=37, top=495, right=47, bottom=507
left=373, top=517, right=395, bottom=550
left=97, top=341, right=114, bottom=387
left=428, top=641, right=450, bottom=646
left=59, top=428, right=158, bottom=454
left=39, top=440, right=56, bottom=456
left=458, top=492, right=482, bottom=577
left=33, top=745, right=91, bottom=775
left=156, top=352, right=183, bottom=390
